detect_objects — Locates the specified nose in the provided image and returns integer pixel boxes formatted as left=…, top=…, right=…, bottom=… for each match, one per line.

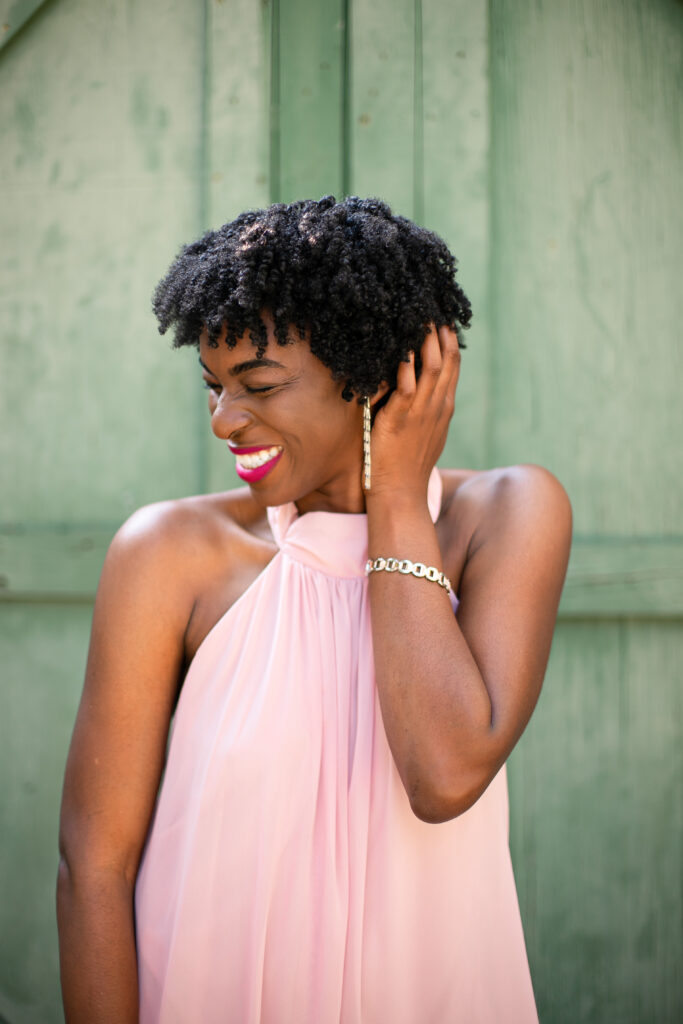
left=210, top=390, right=252, bottom=441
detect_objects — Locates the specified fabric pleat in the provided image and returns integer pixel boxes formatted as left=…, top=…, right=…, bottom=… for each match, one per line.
left=135, top=469, right=538, bottom=1023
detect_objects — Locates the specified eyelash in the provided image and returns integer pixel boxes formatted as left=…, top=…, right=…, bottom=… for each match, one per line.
left=202, top=381, right=276, bottom=396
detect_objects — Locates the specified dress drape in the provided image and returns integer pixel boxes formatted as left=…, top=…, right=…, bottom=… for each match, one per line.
left=135, top=469, right=538, bottom=1023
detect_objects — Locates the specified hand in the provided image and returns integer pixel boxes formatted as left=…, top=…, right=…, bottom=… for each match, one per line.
left=367, top=323, right=460, bottom=502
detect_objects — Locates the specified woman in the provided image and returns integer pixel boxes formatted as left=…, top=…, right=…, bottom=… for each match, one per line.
left=57, top=195, right=572, bottom=1023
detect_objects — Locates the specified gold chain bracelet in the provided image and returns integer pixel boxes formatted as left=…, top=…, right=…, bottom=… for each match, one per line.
left=365, top=556, right=452, bottom=594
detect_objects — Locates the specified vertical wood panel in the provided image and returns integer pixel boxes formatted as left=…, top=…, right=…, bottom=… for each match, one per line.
left=206, top=0, right=270, bottom=226
left=0, top=0, right=50, bottom=52
left=492, top=2, right=683, bottom=1017
left=421, top=0, right=490, bottom=469
left=3, top=5, right=681, bottom=1023
left=0, top=602, right=93, bottom=1024
left=204, top=0, right=271, bottom=494
left=509, top=620, right=683, bottom=1022
left=277, top=0, right=346, bottom=203
left=0, top=0, right=205, bottom=524
left=349, top=0, right=416, bottom=216
left=489, top=0, right=683, bottom=536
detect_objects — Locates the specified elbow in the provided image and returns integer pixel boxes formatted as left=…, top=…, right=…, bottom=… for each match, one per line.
left=409, top=791, right=480, bottom=825
left=407, top=765, right=497, bottom=824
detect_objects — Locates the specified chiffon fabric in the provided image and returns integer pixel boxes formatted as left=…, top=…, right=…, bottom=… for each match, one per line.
left=135, top=469, right=538, bottom=1023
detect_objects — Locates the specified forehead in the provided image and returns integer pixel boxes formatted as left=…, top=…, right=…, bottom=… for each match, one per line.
left=198, top=321, right=328, bottom=380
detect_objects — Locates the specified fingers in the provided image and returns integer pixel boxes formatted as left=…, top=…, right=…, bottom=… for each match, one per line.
left=392, top=349, right=417, bottom=408
left=381, top=323, right=460, bottom=423
left=414, top=323, right=460, bottom=410
left=419, top=324, right=443, bottom=384
left=438, top=324, right=460, bottom=405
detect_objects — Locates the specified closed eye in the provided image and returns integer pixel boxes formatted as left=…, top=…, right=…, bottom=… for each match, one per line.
left=202, top=379, right=279, bottom=396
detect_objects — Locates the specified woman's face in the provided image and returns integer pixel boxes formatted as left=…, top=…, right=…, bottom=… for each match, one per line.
left=198, top=317, right=365, bottom=514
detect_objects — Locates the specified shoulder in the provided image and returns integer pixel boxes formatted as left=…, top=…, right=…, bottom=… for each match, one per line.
left=111, top=487, right=265, bottom=562
left=103, top=488, right=271, bottom=614
left=438, top=464, right=572, bottom=584
left=441, top=461, right=571, bottom=528
left=466, top=463, right=572, bottom=554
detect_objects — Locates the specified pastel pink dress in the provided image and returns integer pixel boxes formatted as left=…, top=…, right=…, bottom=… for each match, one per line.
left=135, top=469, right=538, bottom=1023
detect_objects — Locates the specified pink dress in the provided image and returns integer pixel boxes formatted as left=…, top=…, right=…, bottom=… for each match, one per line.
left=135, top=469, right=538, bottom=1023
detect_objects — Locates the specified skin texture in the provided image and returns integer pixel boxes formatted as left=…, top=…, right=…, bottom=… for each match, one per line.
left=57, top=318, right=572, bottom=1021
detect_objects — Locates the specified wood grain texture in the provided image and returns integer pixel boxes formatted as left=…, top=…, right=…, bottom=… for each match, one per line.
left=509, top=620, right=683, bottom=1022
left=489, top=0, right=683, bottom=536
left=0, top=602, right=93, bottom=1024
left=421, top=0, right=491, bottom=470
left=0, top=0, right=204, bottom=524
left=491, top=4, right=683, bottom=1016
left=0, top=0, right=49, bottom=52
left=204, top=0, right=271, bottom=495
left=348, top=0, right=416, bottom=215
left=2, top=2, right=682, bottom=1021
left=4, top=530, right=682, bottom=619
left=277, top=0, right=346, bottom=203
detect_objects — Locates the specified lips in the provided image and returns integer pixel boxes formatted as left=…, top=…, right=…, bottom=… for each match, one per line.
left=229, top=444, right=284, bottom=483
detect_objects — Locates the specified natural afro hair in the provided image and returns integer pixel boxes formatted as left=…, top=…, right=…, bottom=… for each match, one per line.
left=152, top=195, right=472, bottom=401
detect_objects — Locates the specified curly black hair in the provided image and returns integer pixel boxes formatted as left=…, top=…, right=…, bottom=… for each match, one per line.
left=152, top=195, right=472, bottom=401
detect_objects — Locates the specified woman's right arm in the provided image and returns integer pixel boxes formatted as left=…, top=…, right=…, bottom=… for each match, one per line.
left=57, top=505, right=195, bottom=1023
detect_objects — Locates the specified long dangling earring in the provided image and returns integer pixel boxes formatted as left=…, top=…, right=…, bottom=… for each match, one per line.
left=363, top=396, right=372, bottom=491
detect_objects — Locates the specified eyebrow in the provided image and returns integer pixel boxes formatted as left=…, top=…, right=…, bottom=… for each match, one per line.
left=198, top=356, right=286, bottom=376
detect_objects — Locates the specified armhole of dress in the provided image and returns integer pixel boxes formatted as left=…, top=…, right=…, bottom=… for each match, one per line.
left=430, top=469, right=459, bottom=613
left=428, top=467, right=444, bottom=525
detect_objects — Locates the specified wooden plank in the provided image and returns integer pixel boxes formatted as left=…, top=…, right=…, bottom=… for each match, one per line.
left=0, top=602, right=94, bottom=1023
left=509, top=619, right=683, bottom=1022
left=421, top=0, right=490, bottom=470
left=0, top=526, right=113, bottom=601
left=349, top=0, right=416, bottom=216
left=0, top=0, right=205, bottom=524
left=3, top=527, right=683, bottom=616
left=277, top=0, right=345, bottom=203
left=203, top=0, right=271, bottom=495
left=0, top=0, right=49, bottom=53
left=489, top=0, right=683, bottom=537
left=559, top=538, right=683, bottom=618
left=206, top=0, right=270, bottom=225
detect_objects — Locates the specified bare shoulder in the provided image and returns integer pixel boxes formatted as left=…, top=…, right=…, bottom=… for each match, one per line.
left=437, top=464, right=573, bottom=590
left=465, top=463, right=572, bottom=554
left=106, top=487, right=276, bottom=663
left=111, top=486, right=270, bottom=573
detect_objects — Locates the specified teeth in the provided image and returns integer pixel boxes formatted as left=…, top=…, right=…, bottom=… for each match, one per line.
left=235, top=446, right=282, bottom=470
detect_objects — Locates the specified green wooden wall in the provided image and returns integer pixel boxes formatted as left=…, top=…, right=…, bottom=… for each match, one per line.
left=1, top=1, right=681, bottom=1021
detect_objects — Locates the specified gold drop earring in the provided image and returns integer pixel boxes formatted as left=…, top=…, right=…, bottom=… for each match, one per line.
left=363, top=396, right=371, bottom=491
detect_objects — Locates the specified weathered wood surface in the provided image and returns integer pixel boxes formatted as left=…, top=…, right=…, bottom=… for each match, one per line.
left=3, top=529, right=682, bottom=618
left=491, top=0, right=683, bottom=1019
left=509, top=619, right=683, bottom=1022
left=1, top=0, right=681, bottom=1021
left=0, top=0, right=49, bottom=52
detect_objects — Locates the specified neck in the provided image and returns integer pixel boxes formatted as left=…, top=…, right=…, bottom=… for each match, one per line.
left=295, top=476, right=366, bottom=516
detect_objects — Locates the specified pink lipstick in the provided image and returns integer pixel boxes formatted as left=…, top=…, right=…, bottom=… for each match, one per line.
left=229, top=444, right=284, bottom=483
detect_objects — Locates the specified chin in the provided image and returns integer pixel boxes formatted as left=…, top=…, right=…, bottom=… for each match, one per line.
left=244, top=476, right=303, bottom=509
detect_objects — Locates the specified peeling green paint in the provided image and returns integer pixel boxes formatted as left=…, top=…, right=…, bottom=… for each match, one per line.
left=0, top=0, right=50, bottom=52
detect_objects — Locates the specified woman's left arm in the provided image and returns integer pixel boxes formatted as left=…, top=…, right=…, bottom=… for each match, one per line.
left=366, top=326, right=572, bottom=823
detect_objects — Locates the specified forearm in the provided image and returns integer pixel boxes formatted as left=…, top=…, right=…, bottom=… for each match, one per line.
left=366, top=493, right=494, bottom=820
left=57, top=859, right=140, bottom=1024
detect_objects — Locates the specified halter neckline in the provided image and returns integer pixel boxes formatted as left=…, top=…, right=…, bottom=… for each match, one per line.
left=266, top=469, right=443, bottom=579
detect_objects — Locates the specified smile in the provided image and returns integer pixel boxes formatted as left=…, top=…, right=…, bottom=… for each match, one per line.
left=231, top=445, right=283, bottom=482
